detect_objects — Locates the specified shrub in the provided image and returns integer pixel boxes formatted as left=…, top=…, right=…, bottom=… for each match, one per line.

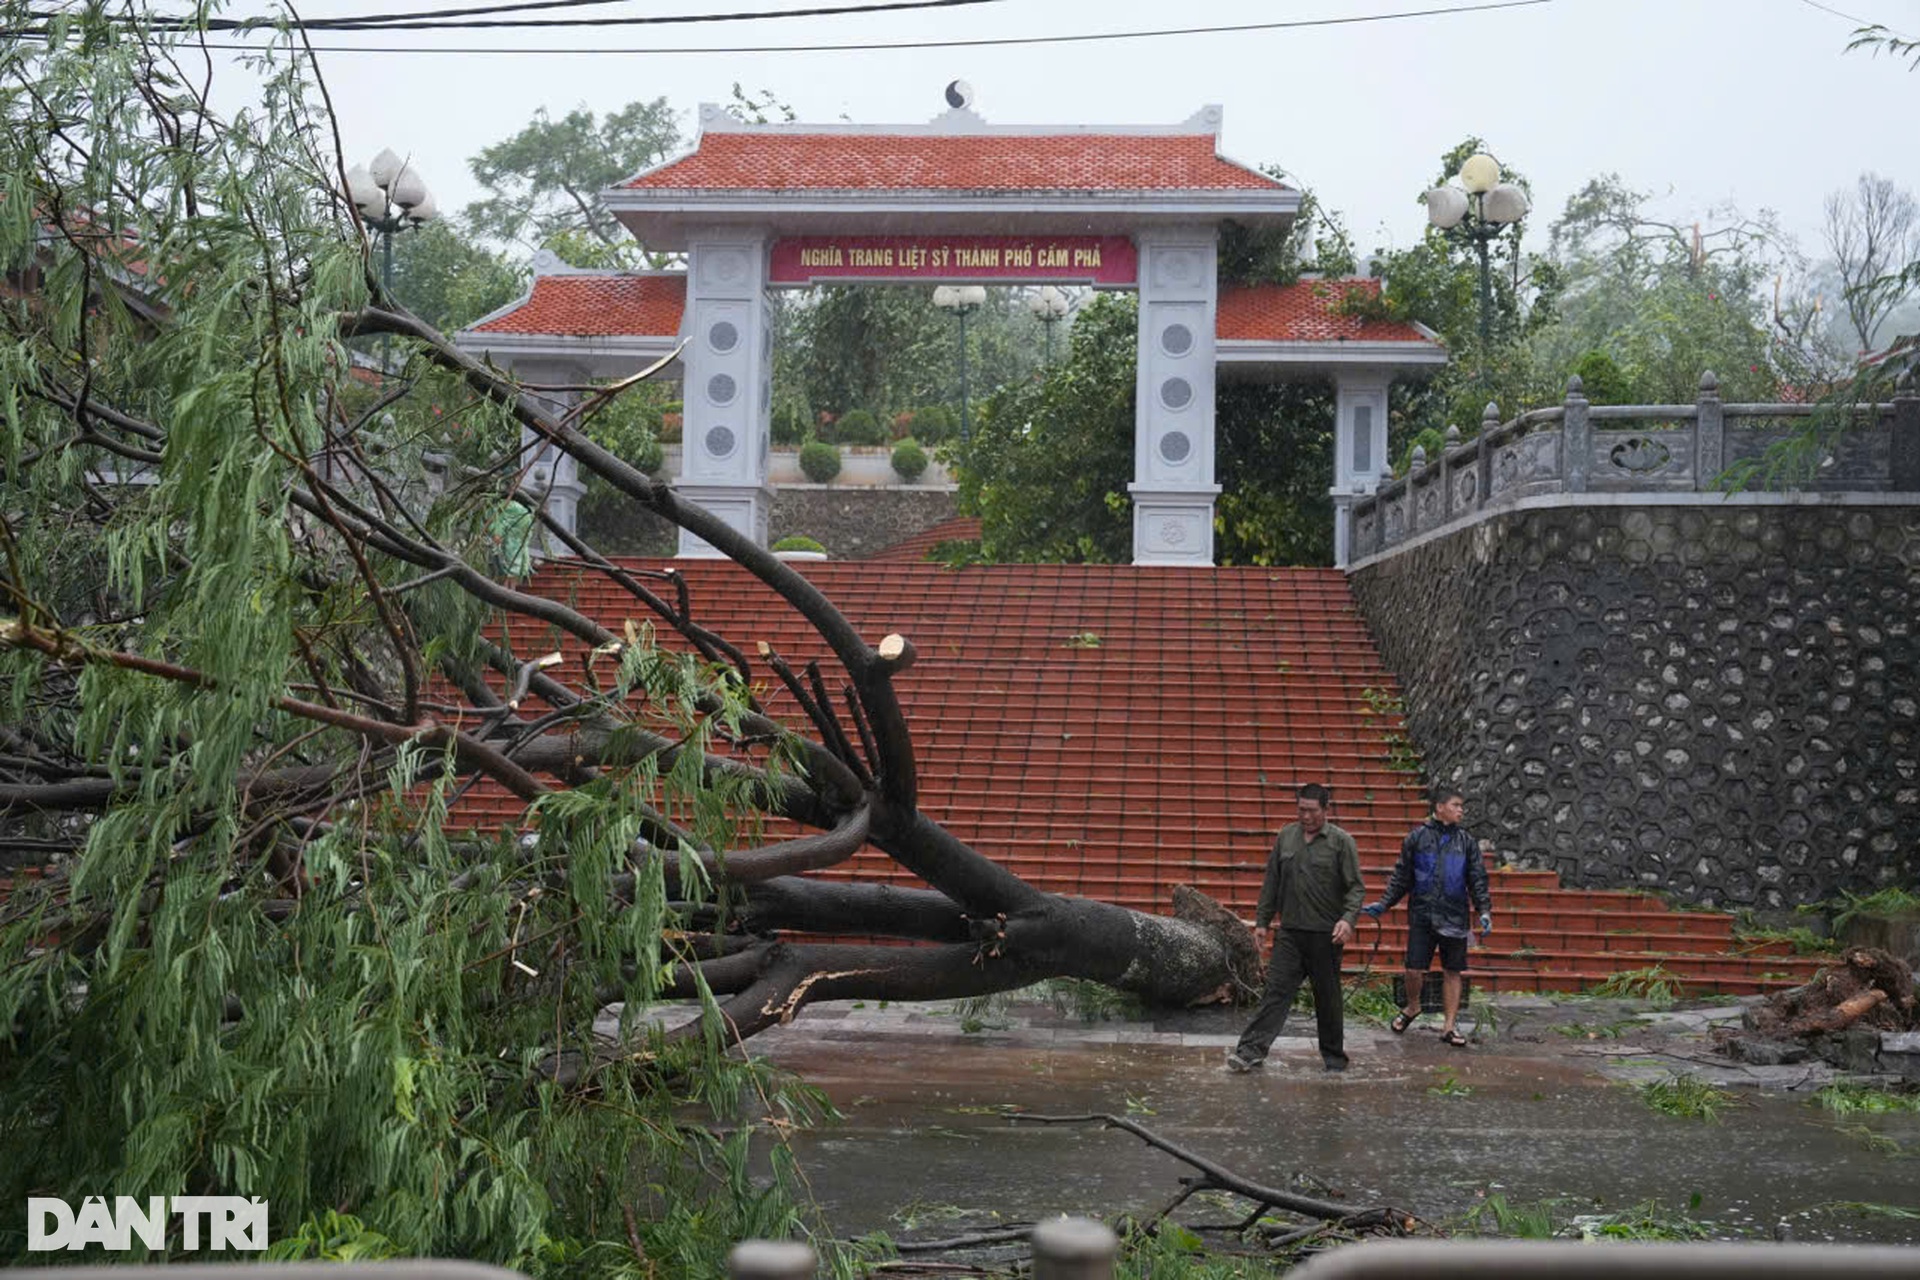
left=1572, top=350, right=1637, bottom=405
left=771, top=535, right=826, bottom=554
left=798, top=439, right=841, bottom=483
left=771, top=399, right=810, bottom=445
left=633, top=434, right=665, bottom=475
left=834, top=408, right=887, bottom=446
left=890, top=438, right=929, bottom=483
left=910, top=404, right=955, bottom=444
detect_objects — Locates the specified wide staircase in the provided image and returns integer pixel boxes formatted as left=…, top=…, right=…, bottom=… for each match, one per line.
left=454, top=558, right=1829, bottom=996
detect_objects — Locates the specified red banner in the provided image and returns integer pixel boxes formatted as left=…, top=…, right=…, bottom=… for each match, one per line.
left=768, top=234, right=1137, bottom=286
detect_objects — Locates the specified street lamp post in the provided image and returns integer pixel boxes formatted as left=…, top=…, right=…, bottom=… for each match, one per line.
left=932, top=284, right=986, bottom=445
left=345, top=148, right=437, bottom=370
left=1026, top=284, right=1070, bottom=363
left=1424, top=152, right=1528, bottom=376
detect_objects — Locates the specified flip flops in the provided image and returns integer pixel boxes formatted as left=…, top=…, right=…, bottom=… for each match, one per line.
left=1390, top=1010, right=1418, bottom=1034
left=1441, top=1029, right=1469, bottom=1047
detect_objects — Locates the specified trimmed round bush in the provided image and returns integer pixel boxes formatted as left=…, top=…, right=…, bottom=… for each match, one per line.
left=834, top=408, right=887, bottom=446
left=890, top=438, right=929, bottom=483
left=771, top=535, right=826, bottom=554
left=910, top=404, right=954, bottom=444
left=798, top=439, right=842, bottom=483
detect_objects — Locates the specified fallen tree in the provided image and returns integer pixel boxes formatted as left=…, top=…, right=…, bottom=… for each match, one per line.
left=0, top=6, right=1254, bottom=1267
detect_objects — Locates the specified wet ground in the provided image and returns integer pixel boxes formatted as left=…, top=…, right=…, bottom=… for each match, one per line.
left=739, top=994, right=1920, bottom=1246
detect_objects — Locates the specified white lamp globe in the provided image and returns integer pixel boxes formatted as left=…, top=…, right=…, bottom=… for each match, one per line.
left=1482, top=183, right=1530, bottom=225
left=407, top=192, right=440, bottom=224
left=932, top=285, right=960, bottom=309
left=367, top=147, right=404, bottom=189
left=1457, top=152, right=1501, bottom=194
left=344, top=164, right=383, bottom=218
left=959, top=285, right=987, bottom=307
left=1426, top=186, right=1469, bottom=230
left=389, top=166, right=429, bottom=211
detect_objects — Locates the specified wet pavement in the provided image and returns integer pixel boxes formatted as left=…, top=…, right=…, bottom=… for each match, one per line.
left=736, top=994, right=1920, bottom=1246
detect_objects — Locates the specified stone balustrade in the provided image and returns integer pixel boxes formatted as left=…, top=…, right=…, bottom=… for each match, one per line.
left=1345, top=372, right=1920, bottom=567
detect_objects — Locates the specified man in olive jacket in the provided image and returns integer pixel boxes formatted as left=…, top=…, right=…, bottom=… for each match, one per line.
left=1227, top=783, right=1366, bottom=1073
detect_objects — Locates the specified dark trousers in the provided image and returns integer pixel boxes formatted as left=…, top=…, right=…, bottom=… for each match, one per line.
left=1234, top=927, right=1347, bottom=1067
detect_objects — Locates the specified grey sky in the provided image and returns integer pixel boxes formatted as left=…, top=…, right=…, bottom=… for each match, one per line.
left=265, top=0, right=1918, bottom=268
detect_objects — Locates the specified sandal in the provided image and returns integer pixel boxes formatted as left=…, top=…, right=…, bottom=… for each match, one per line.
left=1441, top=1029, right=1469, bottom=1047
left=1390, top=1010, right=1419, bottom=1035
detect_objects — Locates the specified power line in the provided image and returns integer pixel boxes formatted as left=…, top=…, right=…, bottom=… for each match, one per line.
left=14, top=0, right=1556, bottom=55
left=125, top=0, right=1009, bottom=32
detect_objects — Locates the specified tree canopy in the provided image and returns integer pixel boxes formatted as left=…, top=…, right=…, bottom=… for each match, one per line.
left=0, top=10, right=1254, bottom=1268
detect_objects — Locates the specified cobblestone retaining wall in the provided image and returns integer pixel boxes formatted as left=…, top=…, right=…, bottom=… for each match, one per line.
left=1348, top=501, right=1920, bottom=908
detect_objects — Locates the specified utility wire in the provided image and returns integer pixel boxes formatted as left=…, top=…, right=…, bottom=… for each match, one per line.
left=118, top=0, right=1008, bottom=32
left=11, top=0, right=1556, bottom=54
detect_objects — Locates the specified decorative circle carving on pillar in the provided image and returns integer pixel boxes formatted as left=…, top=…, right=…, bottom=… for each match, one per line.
left=707, top=373, right=737, bottom=405
left=1159, top=431, right=1192, bottom=464
left=1160, top=323, right=1193, bottom=356
left=1160, top=518, right=1188, bottom=546
left=1160, top=376, right=1193, bottom=410
left=708, top=320, right=739, bottom=353
left=704, top=425, right=737, bottom=459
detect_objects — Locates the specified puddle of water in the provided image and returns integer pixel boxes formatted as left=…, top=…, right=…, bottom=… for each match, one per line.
left=755, top=1032, right=1920, bottom=1245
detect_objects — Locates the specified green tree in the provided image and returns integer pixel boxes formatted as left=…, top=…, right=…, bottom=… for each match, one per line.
left=466, top=98, right=681, bottom=260
left=0, top=12, right=1252, bottom=1269
left=388, top=219, right=528, bottom=333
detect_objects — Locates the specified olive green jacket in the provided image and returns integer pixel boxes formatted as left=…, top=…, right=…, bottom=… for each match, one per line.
left=1253, top=822, right=1365, bottom=932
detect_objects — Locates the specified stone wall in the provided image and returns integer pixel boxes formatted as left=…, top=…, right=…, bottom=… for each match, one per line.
left=1348, top=499, right=1920, bottom=908
left=577, top=484, right=958, bottom=561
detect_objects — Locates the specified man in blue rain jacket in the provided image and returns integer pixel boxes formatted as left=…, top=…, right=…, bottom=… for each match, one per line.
left=1362, top=786, right=1492, bottom=1047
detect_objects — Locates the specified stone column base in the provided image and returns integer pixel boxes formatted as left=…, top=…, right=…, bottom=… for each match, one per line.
left=675, top=483, right=772, bottom=558
left=1129, top=483, right=1220, bottom=566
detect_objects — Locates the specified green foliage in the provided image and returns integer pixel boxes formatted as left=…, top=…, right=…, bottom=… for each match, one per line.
left=1811, top=1083, right=1920, bottom=1115
left=798, top=439, right=842, bottom=483
left=0, top=14, right=831, bottom=1273
left=1468, top=1195, right=1717, bottom=1242
left=1570, top=350, right=1635, bottom=404
left=771, top=396, right=811, bottom=445
left=1592, top=965, right=1682, bottom=1006
left=1831, top=886, right=1920, bottom=930
left=1343, top=976, right=1403, bottom=1025
left=890, top=438, right=929, bottom=482
left=1217, top=166, right=1356, bottom=286
left=1732, top=920, right=1832, bottom=955
left=961, top=293, right=1139, bottom=563
left=1638, top=1075, right=1735, bottom=1122
left=832, top=408, right=887, bottom=446
left=466, top=98, right=681, bottom=260
left=907, top=403, right=956, bottom=444
left=1357, top=687, right=1421, bottom=774
left=387, top=220, right=529, bottom=334
left=771, top=535, right=826, bottom=554
left=1428, top=1067, right=1474, bottom=1097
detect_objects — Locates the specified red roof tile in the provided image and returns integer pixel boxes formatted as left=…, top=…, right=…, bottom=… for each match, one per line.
left=469, top=273, right=685, bottom=338
left=869, top=517, right=982, bottom=561
left=624, top=132, right=1283, bottom=193
left=1217, top=279, right=1437, bottom=345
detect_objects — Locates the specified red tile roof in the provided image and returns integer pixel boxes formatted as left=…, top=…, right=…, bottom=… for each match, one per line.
left=623, top=132, right=1284, bottom=193
left=468, top=273, right=685, bottom=338
left=1217, top=279, right=1437, bottom=345
left=869, top=517, right=983, bottom=561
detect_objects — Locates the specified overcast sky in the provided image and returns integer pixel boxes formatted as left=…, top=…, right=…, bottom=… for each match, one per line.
left=248, top=0, right=1918, bottom=266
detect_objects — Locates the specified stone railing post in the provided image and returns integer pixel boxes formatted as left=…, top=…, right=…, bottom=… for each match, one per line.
left=1476, top=401, right=1498, bottom=509
left=1563, top=374, right=1591, bottom=492
left=1892, top=371, right=1920, bottom=492
left=1032, top=1217, right=1118, bottom=1280
left=1405, top=444, right=1427, bottom=537
left=1439, top=424, right=1460, bottom=520
left=727, top=1240, right=817, bottom=1280
left=1694, top=370, right=1723, bottom=490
